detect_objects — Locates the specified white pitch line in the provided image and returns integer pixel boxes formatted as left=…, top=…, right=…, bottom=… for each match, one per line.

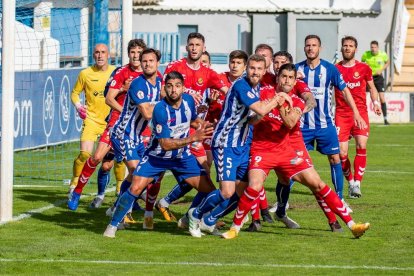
left=0, top=259, right=413, bottom=271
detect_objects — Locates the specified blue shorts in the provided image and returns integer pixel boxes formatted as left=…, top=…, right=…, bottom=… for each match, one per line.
left=301, top=125, right=340, bottom=155
left=111, top=135, right=145, bottom=163
left=212, top=145, right=250, bottom=182
left=134, top=154, right=206, bottom=183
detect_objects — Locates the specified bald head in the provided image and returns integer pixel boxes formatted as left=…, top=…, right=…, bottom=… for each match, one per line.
left=93, top=43, right=109, bottom=70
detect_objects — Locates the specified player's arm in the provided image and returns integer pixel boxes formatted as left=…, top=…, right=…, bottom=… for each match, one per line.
left=249, top=93, right=291, bottom=117
left=106, top=87, right=124, bottom=113
left=301, top=92, right=316, bottom=113
left=279, top=105, right=302, bottom=129
left=137, top=102, right=156, bottom=121
left=159, top=121, right=214, bottom=151
left=340, top=87, right=367, bottom=129
left=378, top=57, right=390, bottom=75
left=367, top=80, right=381, bottom=115
left=71, top=71, right=87, bottom=119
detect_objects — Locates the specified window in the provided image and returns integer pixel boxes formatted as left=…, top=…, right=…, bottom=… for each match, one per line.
left=178, top=25, right=198, bottom=47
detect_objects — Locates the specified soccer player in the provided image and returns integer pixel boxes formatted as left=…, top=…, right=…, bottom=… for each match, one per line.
left=336, top=36, right=381, bottom=198
left=155, top=33, right=228, bottom=222
left=187, top=54, right=289, bottom=238
left=362, top=40, right=390, bottom=125
left=103, top=71, right=216, bottom=237
left=69, top=44, right=115, bottom=197
left=67, top=39, right=146, bottom=211
left=255, top=44, right=275, bottom=87
left=221, top=64, right=371, bottom=239
left=296, top=35, right=366, bottom=206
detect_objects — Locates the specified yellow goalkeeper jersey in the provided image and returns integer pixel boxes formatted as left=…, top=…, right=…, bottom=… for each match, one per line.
left=71, top=64, right=115, bottom=126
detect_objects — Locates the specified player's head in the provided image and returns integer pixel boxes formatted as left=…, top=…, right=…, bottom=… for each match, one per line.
left=128, top=39, right=147, bottom=68
left=370, top=40, right=379, bottom=55
left=200, top=51, right=211, bottom=68
left=341, top=36, right=358, bottom=62
left=164, top=71, right=185, bottom=104
left=246, top=54, right=266, bottom=87
left=304, top=34, right=321, bottom=61
left=254, top=44, right=274, bottom=70
left=186, top=32, right=206, bottom=62
left=228, top=50, right=248, bottom=79
left=273, top=51, right=293, bottom=75
left=93, top=43, right=109, bottom=69
left=140, top=48, right=161, bottom=77
left=277, top=63, right=297, bottom=93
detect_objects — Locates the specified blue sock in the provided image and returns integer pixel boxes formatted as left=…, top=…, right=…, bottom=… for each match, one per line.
left=189, top=191, right=208, bottom=209
left=203, top=193, right=239, bottom=226
left=164, top=182, right=193, bottom=204
left=275, top=181, right=290, bottom=218
left=331, top=162, right=344, bottom=199
left=113, top=179, right=131, bottom=207
left=289, top=179, right=295, bottom=190
left=97, top=167, right=110, bottom=196
left=193, top=189, right=225, bottom=219
left=110, top=189, right=137, bottom=227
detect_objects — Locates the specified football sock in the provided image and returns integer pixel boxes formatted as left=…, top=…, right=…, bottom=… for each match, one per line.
left=233, top=187, right=260, bottom=226
left=316, top=185, right=352, bottom=224
left=193, top=189, right=225, bottom=220
left=164, top=182, right=193, bottom=205
left=289, top=179, right=295, bottom=190
left=258, top=186, right=268, bottom=209
left=74, top=157, right=97, bottom=194
left=251, top=198, right=260, bottom=221
left=110, top=189, right=138, bottom=227
left=340, top=154, right=353, bottom=181
left=146, top=180, right=161, bottom=211
left=275, top=181, right=290, bottom=218
left=330, top=162, right=344, bottom=199
left=189, top=191, right=209, bottom=209
left=381, top=102, right=387, bottom=120
left=97, top=167, right=110, bottom=196
left=314, top=192, right=337, bottom=224
left=114, top=161, right=126, bottom=194
left=206, top=192, right=239, bottom=226
left=71, top=151, right=91, bottom=186
left=113, top=179, right=132, bottom=207
left=354, top=148, right=367, bottom=182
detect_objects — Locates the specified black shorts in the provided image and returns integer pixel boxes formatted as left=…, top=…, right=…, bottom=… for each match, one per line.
left=373, top=75, right=385, bottom=92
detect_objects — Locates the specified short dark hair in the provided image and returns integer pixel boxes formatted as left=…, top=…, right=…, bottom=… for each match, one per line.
left=128, top=38, right=146, bottom=53
left=139, top=48, right=161, bottom=62
left=202, top=51, right=211, bottom=62
left=254, top=44, right=274, bottom=55
left=247, top=54, right=266, bottom=66
left=305, top=34, right=321, bottom=46
left=342, top=36, right=358, bottom=48
left=370, top=40, right=379, bottom=46
left=165, top=71, right=184, bottom=84
left=187, top=32, right=205, bottom=43
left=229, top=50, right=248, bottom=63
left=278, top=63, right=297, bottom=78
left=273, top=51, right=293, bottom=63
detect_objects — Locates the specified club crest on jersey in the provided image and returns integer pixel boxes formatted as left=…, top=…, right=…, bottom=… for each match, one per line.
left=137, top=90, right=145, bottom=99
left=247, top=91, right=255, bottom=99
left=353, top=71, right=360, bottom=79
left=156, top=124, right=162, bottom=134
left=196, top=77, right=204, bottom=87
left=318, top=74, right=323, bottom=79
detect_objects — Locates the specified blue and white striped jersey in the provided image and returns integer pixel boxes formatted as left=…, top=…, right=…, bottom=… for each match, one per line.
left=147, top=93, right=197, bottom=159
left=112, top=74, right=162, bottom=143
left=212, top=76, right=259, bottom=148
left=296, top=59, right=346, bottom=129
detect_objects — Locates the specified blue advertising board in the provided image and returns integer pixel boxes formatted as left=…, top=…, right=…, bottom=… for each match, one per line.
left=0, top=68, right=84, bottom=150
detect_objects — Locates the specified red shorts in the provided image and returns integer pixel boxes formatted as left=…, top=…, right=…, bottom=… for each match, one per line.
left=99, top=126, right=112, bottom=146
left=189, top=128, right=207, bottom=157
left=249, top=148, right=313, bottom=180
left=289, top=132, right=312, bottom=163
left=335, top=112, right=370, bottom=142
left=202, top=138, right=212, bottom=151
left=141, top=126, right=152, bottom=148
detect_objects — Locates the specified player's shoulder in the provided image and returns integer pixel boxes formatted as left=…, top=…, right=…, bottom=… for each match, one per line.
left=166, top=58, right=186, bottom=70
left=182, top=93, right=195, bottom=105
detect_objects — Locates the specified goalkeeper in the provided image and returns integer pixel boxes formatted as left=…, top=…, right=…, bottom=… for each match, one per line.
left=69, top=44, right=115, bottom=196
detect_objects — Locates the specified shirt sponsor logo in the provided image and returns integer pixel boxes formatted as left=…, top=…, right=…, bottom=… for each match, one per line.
left=347, top=81, right=361, bottom=89
left=310, top=87, right=325, bottom=99
left=170, top=122, right=189, bottom=137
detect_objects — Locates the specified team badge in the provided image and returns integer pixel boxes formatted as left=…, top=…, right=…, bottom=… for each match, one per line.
left=156, top=124, right=162, bottom=134
left=137, top=90, right=145, bottom=99
left=353, top=71, right=360, bottom=79
left=318, top=74, right=323, bottom=79
left=196, top=77, right=204, bottom=86
left=247, top=91, right=255, bottom=99
left=290, top=157, right=303, bottom=165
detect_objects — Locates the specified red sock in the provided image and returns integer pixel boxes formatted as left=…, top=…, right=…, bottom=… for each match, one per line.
left=354, top=148, right=367, bottom=182
left=258, top=186, right=268, bottom=210
left=233, top=187, right=260, bottom=226
left=146, top=178, right=162, bottom=211
left=340, top=155, right=353, bottom=181
left=314, top=193, right=337, bottom=224
left=317, top=185, right=352, bottom=224
left=251, top=198, right=260, bottom=221
left=74, top=158, right=98, bottom=194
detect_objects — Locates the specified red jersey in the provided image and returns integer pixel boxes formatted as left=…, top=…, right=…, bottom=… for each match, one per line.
left=107, top=64, right=143, bottom=126
left=164, top=58, right=226, bottom=97
left=291, top=79, right=311, bottom=97
left=205, top=72, right=232, bottom=123
left=252, top=86, right=305, bottom=153
left=261, top=71, right=276, bottom=86
left=335, top=60, right=373, bottom=115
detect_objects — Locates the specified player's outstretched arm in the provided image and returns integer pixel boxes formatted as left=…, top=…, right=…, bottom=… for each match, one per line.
left=341, top=87, right=367, bottom=129
left=301, top=92, right=316, bottom=113
left=367, top=80, right=381, bottom=116
left=249, top=93, right=291, bottom=117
